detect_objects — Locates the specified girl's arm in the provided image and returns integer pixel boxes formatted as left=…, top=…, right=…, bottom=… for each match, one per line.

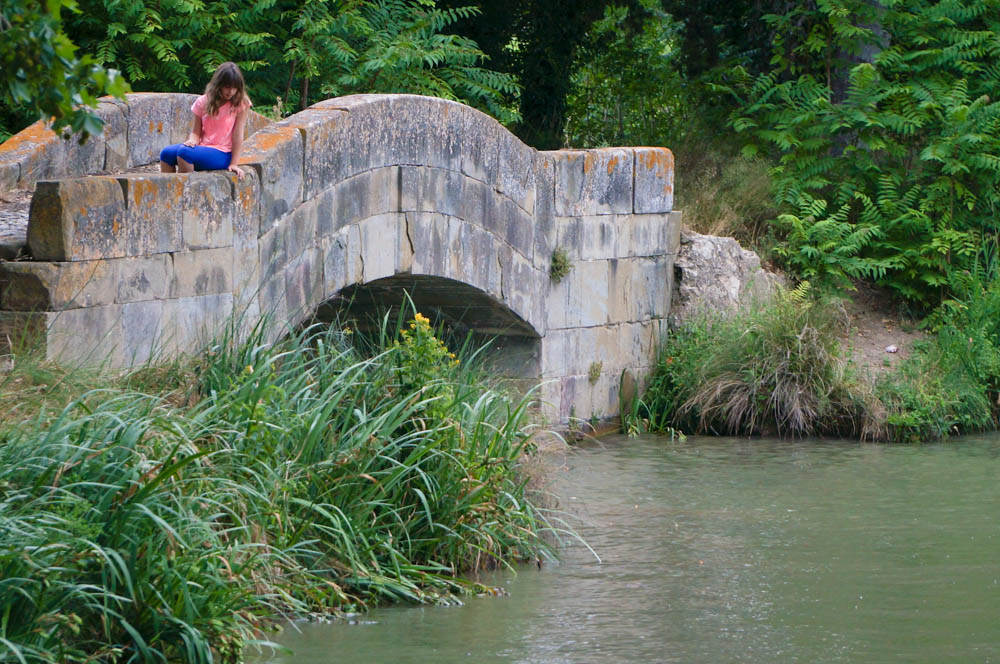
left=183, top=115, right=202, bottom=146
left=228, top=108, right=248, bottom=179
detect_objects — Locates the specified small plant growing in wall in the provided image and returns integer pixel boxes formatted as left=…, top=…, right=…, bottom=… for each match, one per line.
left=550, top=247, right=572, bottom=284
left=588, top=361, right=603, bottom=385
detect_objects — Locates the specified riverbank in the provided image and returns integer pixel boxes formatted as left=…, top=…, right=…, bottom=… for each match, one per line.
left=0, top=315, right=553, bottom=663
left=631, top=278, right=1000, bottom=443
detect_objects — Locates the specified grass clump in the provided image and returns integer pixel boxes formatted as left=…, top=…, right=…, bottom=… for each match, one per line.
left=0, top=314, right=554, bottom=663
left=633, top=285, right=863, bottom=438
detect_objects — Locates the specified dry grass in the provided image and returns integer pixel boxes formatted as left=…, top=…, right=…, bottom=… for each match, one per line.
left=674, top=151, right=777, bottom=249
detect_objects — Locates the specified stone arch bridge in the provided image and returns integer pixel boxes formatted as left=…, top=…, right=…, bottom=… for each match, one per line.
left=0, top=93, right=680, bottom=423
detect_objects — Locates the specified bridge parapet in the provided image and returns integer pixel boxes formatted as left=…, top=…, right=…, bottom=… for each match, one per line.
left=0, top=93, right=678, bottom=424
left=0, top=93, right=271, bottom=192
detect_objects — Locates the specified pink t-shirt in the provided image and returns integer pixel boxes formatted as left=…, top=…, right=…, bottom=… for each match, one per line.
left=191, top=94, right=252, bottom=152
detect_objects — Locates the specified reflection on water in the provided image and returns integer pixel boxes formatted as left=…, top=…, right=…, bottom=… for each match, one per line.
left=250, top=435, right=1000, bottom=663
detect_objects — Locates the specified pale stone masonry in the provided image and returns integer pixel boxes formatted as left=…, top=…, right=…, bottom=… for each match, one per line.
left=0, top=93, right=679, bottom=424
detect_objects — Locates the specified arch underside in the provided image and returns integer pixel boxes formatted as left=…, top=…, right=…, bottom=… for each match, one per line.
left=316, top=274, right=542, bottom=381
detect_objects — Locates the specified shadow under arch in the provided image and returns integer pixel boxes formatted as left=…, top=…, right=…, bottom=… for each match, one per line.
left=314, top=274, right=542, bottom=383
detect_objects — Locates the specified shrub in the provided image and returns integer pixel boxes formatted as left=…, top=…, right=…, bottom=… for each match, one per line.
left=636, top=285, right=865, bottom=437
left=0, top=316, right=554, bottom=663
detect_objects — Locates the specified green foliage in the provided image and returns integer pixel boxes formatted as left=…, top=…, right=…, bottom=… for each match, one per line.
left=877, top=257, right=1000, bottom=441
left=61, top=0, right=519, bottom=121
left=550, top=247, right=572, bottom=283
left=635, top=285, right=865, bottom=437
left=0, top=0, right=128, bottom=139
left=727, top=0, right=1000, bottom=303
left=564, top=3, right=684, bottom=148
left=393, top=312, right=460, bottom=420
left=0, top=318, right=553, bottom=662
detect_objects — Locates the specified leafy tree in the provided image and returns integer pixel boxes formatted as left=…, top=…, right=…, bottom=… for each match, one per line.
left=0, top=0, right=128, bottom=140
left=62, top=0, right=517, bottom=121
left=726, top=0, right=1000, bottom=303
left=439, top=0, right=643, bottom=148
left=564, top=2, right=685, bottom=148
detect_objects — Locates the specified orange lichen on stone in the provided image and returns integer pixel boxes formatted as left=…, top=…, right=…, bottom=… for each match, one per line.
left=638, top=148, right=674, bottom=176
left=0, top=121, right=58, bottom=156
left=157, top=122, right=163, bottom=133
left=606, top=156, right=620, bottom=175
left=239, top=127, right=300, bottom=164
left=583, top=152, right=595, bottom=175
left=638, top=148, right=675, bottom=195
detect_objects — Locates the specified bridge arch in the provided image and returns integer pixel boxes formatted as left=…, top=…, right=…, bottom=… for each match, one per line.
left=0, top=93, right=680, bottom=423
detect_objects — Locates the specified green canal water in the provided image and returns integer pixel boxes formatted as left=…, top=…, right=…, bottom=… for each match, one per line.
left=250, top=434, right=1000, bottom=663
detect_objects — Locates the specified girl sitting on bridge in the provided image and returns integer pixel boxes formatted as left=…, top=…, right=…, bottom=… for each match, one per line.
left=159, top=62, right=251, bottom=180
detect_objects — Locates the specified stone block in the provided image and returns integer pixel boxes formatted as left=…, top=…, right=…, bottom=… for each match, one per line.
left=453, top=220, right=501, bottom=299
left=116, top=254, right=171, bottom=303
left=329, top=167, right=399, bottom=232
left=667, top=211, right=682, bottom=255
left=233, top=244, right=261, bottom=305
left=182, top=172, right=234, bottom=250
left=533, top=155, right=556, bottom=268
left=310, top=95, right=398, bottom=179
left=493, top=130, right=536, bottom=215
left=170, top=248, right=233, bottom=298
left=239, top=125, right=303, bottom=229
left=122, top=299, right=172, bottom=364
left=405, top=212, right=450, bottom=277
left=613, top=213, right=666, bottom=258
left=258, top=273, right=288, bottom=337
left=28, top=177, right=126, bottom=261
left=608, top=256, right=671, bottom=323
left=322, top=224, right=363, bottom=296
left=117, top=174, right=185, bottom=255
left=233, top=168, right=261, bottom=249
left=400, top=166, right=462, bottom=218
left=0, top=161, right=19, bottom=191
left=46, top=304, right=124, bottom=366
left=286, top=197, right=318, bottom=260
left=497, top=197, right=534, bottom=259
left=633, top=147, right=674, bottom=214
left=124, top=93, right=197, bottom=167
left=0, top=121, right=66, bottom=188
left=552, top=148, right=633, bottom=217
left=244, top=110, right=273, bottom=140
left=312, top=186, right=338, bottom=239
left=99, top=101, right=129, bottom=173
left=360, top=213, right=403, bottom=282
left=283, top=108, right=350, bottom=199
left=284, top=246, right=323, bottom=325
left=63, top=128, right=107, bottom=179
left=558, top=375, right=592, bottom=423
left=556, top=216, right=618, bottom=261
left=546, top=259, right=609, bottom=329
left=173, top=293, right=233, bottom=353
left=498, top=246, right=545, bottom=335
left=0, top=259, right=117, bottom=310
left=259, top=223, right=289, bottom=283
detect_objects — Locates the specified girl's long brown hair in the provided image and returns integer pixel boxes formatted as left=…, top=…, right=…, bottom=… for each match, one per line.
left=204, top=62, right=247, bottom=116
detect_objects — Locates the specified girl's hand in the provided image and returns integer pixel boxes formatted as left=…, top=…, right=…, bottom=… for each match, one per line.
left=228, top=164, right=245, bottom=180
left=183, top=138, right=198, bottom=147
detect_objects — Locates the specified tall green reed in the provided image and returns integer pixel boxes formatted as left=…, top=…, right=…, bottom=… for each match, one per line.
left=0, top=313, right=553, bottom=663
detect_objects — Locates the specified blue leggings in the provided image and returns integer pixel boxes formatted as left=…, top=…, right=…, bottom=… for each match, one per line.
left=159, top=144, right=231, bottom=171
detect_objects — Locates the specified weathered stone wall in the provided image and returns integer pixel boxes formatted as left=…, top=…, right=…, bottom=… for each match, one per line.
left=540, top=148, right=681, bottom=421
left=0, top=93, right=678, bottom=424
left=0, top=93, right=272, bottom=191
